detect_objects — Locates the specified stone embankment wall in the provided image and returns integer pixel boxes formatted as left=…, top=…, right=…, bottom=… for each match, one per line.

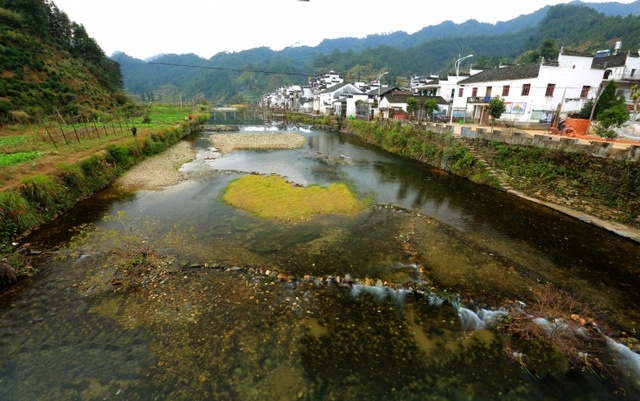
left=459, top=126, right=640, bottom=161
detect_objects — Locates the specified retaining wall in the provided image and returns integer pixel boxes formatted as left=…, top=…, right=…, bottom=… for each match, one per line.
left=459, top=126, right=640, bottom=161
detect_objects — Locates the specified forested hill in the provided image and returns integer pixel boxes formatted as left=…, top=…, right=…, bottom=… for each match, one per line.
left=115, top=1, right=640, bottom=106
left=0, top=0, right=128, bottom=125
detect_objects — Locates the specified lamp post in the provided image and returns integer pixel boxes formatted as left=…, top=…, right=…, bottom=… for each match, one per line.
left=450, top=54, right=473, bottom=124
left=455, top=54, right=473, bottom=78
left=377, top=71, right=388, bottom=119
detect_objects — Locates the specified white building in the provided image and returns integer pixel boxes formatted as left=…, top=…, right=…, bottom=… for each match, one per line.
left=316, top=82, right=365, bottom=115
left=453, top=48, right=640, bottom=126
left=453, top=51, right=600, bottom=125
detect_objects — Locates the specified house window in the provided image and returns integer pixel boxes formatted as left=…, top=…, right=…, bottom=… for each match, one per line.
left=502, top=85, right=510, bottom=96
left=451, top=89, right=455, bottom=99
left=472, top=87, right=478, bottom=97
left=545, top=83, right=555, bottom=97
left=521, top=83, right=531, bottom=96
left=632, top=69, right=636, bottom=77
left=580, top=86, right=590, bottom=98
left=486, top=86, right=492, bottom=97
left=458, top=87, right=464, bottom=97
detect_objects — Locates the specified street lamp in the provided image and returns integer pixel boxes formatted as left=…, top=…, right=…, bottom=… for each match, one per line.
left=450, top=55, right=473, bottom=124
left=377, top=71, right=388, bottom=119
left=455, top=54, right=473, bottom=78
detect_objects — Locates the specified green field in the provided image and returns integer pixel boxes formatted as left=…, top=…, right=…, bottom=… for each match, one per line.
left=0, top=151, right=41, bottom=168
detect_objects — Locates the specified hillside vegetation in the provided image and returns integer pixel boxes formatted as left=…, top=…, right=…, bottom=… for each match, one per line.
left=116, top=3, right=640, bottom=105
left=0, top=0, right=128, bottom=124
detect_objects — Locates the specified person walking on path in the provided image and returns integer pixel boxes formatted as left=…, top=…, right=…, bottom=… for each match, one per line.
left=131, top=126, right=137, bottom=138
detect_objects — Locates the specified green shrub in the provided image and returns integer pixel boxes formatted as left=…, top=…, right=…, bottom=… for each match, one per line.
left=56, top=162, right=84, bottom=189
left=19, top=174, right=62, bottom=210
left=0, top=191, right=39, bottom=242
left=79, top=155, right=110, bottom=191
left=105, top=144, right=133, bottom=168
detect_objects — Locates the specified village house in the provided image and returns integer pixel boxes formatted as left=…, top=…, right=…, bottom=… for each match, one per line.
left=310, top=70, right=344, bottom=91
left=315, top=82, right=365, bottom=116
left=379, top=90, right=448, bottom=120
left=453, top=45, right=640, bottom=127
left=261, top=42, right=640, bottom=128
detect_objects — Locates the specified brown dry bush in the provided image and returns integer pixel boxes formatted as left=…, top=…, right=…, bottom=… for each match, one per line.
left=502, top=284, right=617, bottom=380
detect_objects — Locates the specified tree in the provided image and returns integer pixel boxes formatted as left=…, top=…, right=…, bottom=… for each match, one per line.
left=70, top=23, right=104, bottom=63
left=540, top=38, right=559, bottom=61
left=488, top=97, right=506, bottom=131
left=594, top=80, right=623, bottom=119
left=0, top=0, right=49, bottom=38
left=406, top=97, right=419, bottom=120
left=591, top=81, right=628, bottom=139
left=422, top=99, right=439, bottom=120
left=595, top=105, right=628, bottom=139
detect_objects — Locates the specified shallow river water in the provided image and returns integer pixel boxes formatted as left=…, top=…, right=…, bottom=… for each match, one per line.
left=1, top=125, right=639, bottom=400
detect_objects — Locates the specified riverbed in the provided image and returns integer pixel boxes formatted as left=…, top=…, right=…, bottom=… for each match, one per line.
left=1, top=126, right=639, bottom=400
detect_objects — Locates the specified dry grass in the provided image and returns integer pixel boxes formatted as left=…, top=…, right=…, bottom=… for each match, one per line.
left=503, top=284, right=615, bottom=377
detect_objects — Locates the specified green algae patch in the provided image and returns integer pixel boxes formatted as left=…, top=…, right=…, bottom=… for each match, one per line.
left=223, top=175, right=367, bottom=220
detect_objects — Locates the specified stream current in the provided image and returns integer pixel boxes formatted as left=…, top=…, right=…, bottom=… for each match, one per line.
left=1, top=125, right=639, bottom=400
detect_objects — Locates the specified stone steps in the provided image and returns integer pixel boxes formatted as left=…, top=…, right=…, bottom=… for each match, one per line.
left=461, top=140, right=513, bottom=192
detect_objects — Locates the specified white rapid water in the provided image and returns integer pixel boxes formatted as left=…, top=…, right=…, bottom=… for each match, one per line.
left=350, top=283, right=407, bottom=306
left=457, top=307, right=507, bottom=330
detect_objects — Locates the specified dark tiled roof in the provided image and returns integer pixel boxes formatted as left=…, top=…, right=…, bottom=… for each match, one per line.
left=560, top=49, right=592, bottom=57
left=385, top=91, right=447, bottom=105
left=591, top=53, right=627, bottom=69
left=458, top=64, right=540, bottom=84
left=319, top=82, right=351, bottom=94
left=366, top=86, right=400, bottom=96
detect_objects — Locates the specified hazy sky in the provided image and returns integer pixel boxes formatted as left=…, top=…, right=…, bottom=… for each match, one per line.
left=52, top=0, right=635, bottom=60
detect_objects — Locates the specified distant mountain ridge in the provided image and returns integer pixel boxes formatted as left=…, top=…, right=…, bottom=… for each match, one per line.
left=313, top=8, right=551, bottom=54
left=572, top=0, right=640, bottom=15
left=112, top=1, right=640, bottom=105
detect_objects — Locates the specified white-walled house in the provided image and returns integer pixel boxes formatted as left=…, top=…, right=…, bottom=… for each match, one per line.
left=453, top=50, right=604, bottom=125
left=411, top=74, right=467, bottom=105
left=379, top=91, right=448, bottom=119
left=336, top=92, right=370, bottom=119
left=591, top=50, right=640, bottom=112
left=316, top=82, right=365, bottom=115
left=452, top=48, right=640, bottom=126
left=368, top=86, right=398, bottom=118
left=310, top=70, right=344, bottom=91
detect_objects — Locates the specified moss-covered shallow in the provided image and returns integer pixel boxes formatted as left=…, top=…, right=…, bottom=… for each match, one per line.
left=38, top=204, right=636, bottom=400
left=223, top=174, right=369, bottom=220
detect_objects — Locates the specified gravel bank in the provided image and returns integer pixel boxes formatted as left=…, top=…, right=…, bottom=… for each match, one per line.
left=115, top=141, right=196, bottom=190
left=208, top=133, right=306, bottom=154
left=115, top=134, right=306, bottom=191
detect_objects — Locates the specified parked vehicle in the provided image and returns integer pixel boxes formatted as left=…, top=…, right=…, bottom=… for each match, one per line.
left=431, top=113, right=448, bottom=123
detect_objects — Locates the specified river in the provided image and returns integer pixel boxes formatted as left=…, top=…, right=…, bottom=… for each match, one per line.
left=1, top=125, right=639, bottom=400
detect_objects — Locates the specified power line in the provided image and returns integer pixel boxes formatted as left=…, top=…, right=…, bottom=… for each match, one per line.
left=147, top=61, right=311, bottom=77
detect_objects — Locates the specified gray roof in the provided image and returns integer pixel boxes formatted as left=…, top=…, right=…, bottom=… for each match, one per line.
left=591, top=53, right=627, bottom=69
left=366, top=86, right=400, bottom=96
left=384, top=91, right=448, bottom=105
left=458, top=64, right=540, bottom=85
left=319, top=82, right=362, bottom=94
